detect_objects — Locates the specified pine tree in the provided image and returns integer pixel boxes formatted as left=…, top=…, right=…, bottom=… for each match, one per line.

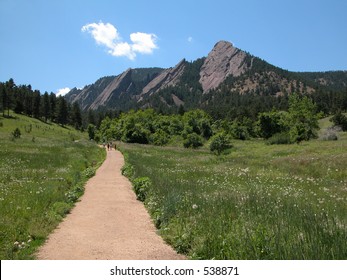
left=32, top=90, right=41, bottom=119
left=71, top=102, right=82, bottom=129
left=55, top=96, right=69, bottom=126
left=40, top=92, right=51, bottom=122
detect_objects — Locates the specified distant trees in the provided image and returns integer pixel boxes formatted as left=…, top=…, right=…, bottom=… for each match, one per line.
left=0, top=79, right=83, bottom=130
left=1, top=77, right=342, bottom=147
left=257, top=93, right=321, bottom=143
left=331, top=110, right=347, bottom=131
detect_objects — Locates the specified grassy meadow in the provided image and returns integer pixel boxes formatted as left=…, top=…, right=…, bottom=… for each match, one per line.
left=0, top=113, right=105, bottom=259
left=120, top=118, right=347, bottom=259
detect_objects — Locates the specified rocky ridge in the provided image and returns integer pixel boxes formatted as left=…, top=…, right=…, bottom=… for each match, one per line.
left=64, top=40, right=347, bottom=112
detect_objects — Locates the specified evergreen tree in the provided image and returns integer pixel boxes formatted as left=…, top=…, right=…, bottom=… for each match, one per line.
left=87, top=109, right=96, bottom=125
left=40, top=92, right=51, bottom=122
left=32, top=90, right=41, bottom=119
left=3, top=78, right=15, bottom=117
left=49, top=93, right=57, bottom=121
left=55, top=96, right=69, bottom=126
left=71, top=102, right=82, bottom=129
left=23, top=85, right=33, bottom=116
left=0, top=83, right=5, bottom=116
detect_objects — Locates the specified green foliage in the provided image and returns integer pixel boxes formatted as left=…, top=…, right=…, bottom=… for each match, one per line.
left=12, top=128, right=21, bottom=138
left=82, top=167, right=96, bottom=178
left=51, top=202, right=71, bottom=217
left=287, top=94, right=320, bottom=143
left=121, top=137, right=347, bottom=259
left=121, top=162, right=134, bottom=179
left=257, top=111, right=289, bottom=139
left=183, top=133, right=203, bottom=148
left=149, top=129, right=169, bottom=146
left=133, top=177, right=152, bottom=201
left=330, top=110, right=347, bottom=131
left=183, top=109, right=212, bottom=139
left=87, top=124, right=96, bottom=140
left=209, top=132, right=233, bottom=155
left=0, top=113, right=105, bottom=259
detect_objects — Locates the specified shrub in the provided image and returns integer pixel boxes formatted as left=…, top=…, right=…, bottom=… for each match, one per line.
left=52, top=202, right=71, bottom=217
left=267, top=132, right=293, bottom=145
left=133, top=177, right=151, bottom=201
left=330, top=111, right=347, bottom=131
left=82, top=167, right=95, bottom=178
left=183, top=133, right=203, bottom=148
left=121, top=162, right=134, bottom=179
left=12, top=128, right=21, bottom=138
left=210, top=133, right=233, bottom=155
left=149, top=129, right=170, bottom=146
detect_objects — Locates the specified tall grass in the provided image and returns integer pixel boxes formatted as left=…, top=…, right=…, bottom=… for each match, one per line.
left=120, top=130, right=347, bottom=259
left=0, top=113, right=105, bottom=259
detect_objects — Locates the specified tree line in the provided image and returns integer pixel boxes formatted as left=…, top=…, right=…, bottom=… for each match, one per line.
left=0, top=79, right=82, bottom=129
left=91, top=93, right=325, bottom=150
left=2, top=78, right=345, bottom=149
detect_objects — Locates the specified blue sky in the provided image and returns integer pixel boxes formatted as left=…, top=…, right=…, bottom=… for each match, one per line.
left=0, top=0, right=346, bottom=95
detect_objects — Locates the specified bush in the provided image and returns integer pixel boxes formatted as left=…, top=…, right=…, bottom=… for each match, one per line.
left=210, top=133, right=233, bottom=155
left=12, top=128, right=21, bottom=138
left=133, top=177, right=152, bottom=202
left=330, top=111, right=347, bottom=131
left=82, top=167, right=95, bottom=178
left=183, top=133, right=203, bottom=148
left=267, top=132, right=293, bottom=145
left=149, top=129, right=169, bottom=146
left=52, top=202, right=71, bottom=217
left=121, top=162, right=134, bottom=179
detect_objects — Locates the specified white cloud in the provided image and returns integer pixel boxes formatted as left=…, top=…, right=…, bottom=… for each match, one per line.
left=130, top=32, right=158, bottom=54
left=56, top=87, right=70, bottom=96
left=82, top=21, right=158, bottom=60
left=81, top=22, right=120, bottom=49
left=188, top=36, right=193, bottom=43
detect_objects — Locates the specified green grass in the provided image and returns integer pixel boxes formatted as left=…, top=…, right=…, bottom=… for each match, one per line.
left=0, top=113, right=105, bottom=259
left=119, top=124, right=347, bottom=259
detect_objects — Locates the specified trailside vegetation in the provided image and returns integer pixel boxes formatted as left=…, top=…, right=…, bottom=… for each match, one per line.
left=119, top=128, right=347, bottom=259
left=0, top=113, right=105, bottom=259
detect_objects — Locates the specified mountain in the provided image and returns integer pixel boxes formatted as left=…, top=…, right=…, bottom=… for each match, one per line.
left=65, top=40, right=347, bottom=115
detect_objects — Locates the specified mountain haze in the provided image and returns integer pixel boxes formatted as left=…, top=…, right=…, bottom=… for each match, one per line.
left=65, top=40, right=347, bottom=113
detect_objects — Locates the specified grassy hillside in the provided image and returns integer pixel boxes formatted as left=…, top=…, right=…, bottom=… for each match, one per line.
left=120, top=122, right=347, bottom=259
left=0, top=113, right=105, bottom=259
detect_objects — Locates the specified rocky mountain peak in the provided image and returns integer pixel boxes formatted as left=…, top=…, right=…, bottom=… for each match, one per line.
left=199, top=40, right=251, bottom=92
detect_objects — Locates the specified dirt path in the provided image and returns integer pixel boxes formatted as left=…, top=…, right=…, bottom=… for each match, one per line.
left=37, top=148, right=184, bottom=260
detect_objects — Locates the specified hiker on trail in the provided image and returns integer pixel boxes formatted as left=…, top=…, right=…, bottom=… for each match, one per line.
left=107, top=143, right=110, bottom=150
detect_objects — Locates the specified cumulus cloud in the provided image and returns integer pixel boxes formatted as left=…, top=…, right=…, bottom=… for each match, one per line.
left=82, top=21, right=158, bottom=60
left=56, top=87, right=70, bottom=96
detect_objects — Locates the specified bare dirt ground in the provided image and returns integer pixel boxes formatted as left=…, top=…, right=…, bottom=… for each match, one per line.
left=37, top=148, right=185, bottom=260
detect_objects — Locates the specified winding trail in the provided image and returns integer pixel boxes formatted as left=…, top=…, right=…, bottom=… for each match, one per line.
left=37, top=148, right=184, bottom=260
